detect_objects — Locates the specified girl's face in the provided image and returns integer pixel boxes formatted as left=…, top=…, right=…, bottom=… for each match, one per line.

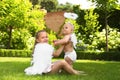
left=36, top=32, right=48, bottom=43
left=62, top=23, right=73, bottom=35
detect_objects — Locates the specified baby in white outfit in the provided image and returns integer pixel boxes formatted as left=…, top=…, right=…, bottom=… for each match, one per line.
left=54, top=22, right=77, bottom=66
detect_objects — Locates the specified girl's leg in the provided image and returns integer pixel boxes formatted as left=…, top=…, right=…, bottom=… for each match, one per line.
left=65, top=56, right=73, bottom=66
left=50, top=60, right=79, bottom=75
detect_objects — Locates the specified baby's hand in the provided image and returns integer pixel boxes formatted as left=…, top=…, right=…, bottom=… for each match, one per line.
left=53, top=40, right=58, bottom=46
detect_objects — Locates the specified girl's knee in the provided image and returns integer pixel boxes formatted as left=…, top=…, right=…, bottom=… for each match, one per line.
left=54, top=60, right=66, bottom=66
left=60, top=60, right=66, bottom=63
left=60, top=60, right=68, bottom=66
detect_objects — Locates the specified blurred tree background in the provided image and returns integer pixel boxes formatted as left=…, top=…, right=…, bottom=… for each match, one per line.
left=0, top=0, right=120, bottom=52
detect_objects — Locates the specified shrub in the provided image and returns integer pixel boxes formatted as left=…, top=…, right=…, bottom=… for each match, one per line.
left=0, top=49, right=120, bottom=61
left=76, top=51, right=120, bottom=61
left=0, top=49, right=32, bottom=57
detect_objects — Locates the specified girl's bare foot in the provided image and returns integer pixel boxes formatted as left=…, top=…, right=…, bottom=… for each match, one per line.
left=75, top=70, right=87, bottom=75
left=78, top=70, right=85, bottom=74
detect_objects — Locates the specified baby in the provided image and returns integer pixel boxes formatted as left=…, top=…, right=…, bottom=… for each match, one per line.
left=53, top=22, right=77, bottom=66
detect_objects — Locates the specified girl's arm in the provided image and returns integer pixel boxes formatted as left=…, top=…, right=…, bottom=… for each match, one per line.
left=54, top=35, right=70, bottom=46
left=52, top=45, right=64, bottom=57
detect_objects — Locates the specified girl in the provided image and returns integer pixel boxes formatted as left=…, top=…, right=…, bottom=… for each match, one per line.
left=24, top=30, right=80, bottom=75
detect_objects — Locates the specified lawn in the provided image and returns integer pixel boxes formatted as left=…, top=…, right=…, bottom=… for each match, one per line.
left=0, top=57, right=120, bottom=80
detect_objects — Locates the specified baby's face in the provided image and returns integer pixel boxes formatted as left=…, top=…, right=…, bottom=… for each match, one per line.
left=62, top=23, right=73, bottom=35
left=36, top=32, right=48, bottom=43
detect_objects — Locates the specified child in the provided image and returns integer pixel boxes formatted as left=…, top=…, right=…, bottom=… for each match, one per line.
left=53, top=22, right=77, bottom=66
left=24, top=30, right=80, bottom=75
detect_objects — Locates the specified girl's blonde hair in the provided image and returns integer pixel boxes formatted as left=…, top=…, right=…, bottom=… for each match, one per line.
left=32, top=30, right=46, bottom=54
left=34, top=30, right=46, bottom=45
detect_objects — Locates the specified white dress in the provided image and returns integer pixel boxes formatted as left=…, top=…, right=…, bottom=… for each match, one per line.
left=24, top=43, right=54, bottom=75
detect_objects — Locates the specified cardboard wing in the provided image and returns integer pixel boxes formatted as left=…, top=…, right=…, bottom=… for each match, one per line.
left=44, top=11, right=65, bottom=34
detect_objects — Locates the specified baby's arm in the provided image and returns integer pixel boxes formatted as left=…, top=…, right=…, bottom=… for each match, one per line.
left=52, top=45, right=64, bottom=57
left=54, top=35, right=70, bottom=46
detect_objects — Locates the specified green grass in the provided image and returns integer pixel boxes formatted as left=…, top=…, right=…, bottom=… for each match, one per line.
left=0, top=57, right=120, bottom=80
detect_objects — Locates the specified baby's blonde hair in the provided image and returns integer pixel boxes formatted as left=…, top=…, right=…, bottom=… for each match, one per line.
left=66, top=22, right=74, bottom=31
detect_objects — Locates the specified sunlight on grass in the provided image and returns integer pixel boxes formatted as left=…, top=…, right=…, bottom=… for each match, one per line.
left=0, top=57, right=119, bottom=63
left=0, top=57, right=120, bottom=80
left=0, top=57, right=105, bottom=63
left=76, top=59, right=120, bottom=64
left=0, top=57, right=31, bottom=62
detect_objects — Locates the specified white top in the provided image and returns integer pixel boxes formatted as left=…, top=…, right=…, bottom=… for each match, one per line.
left=24, top=43, right=54, bottom=75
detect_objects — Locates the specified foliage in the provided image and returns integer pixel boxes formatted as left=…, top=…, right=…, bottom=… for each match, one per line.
left=0, top=0, right=120, bottom=52
left=48, top=31, right=57, bottom=45
left=0, top=0, right=32, bottom=29
left=89, top=0, right=120, bottom=51
left=107, top=9, right=120, bottom=29
left=39, top=0, right=58, bottom=12
left=83, top=9, right=101, bottom=44
left=11, top=29, right=34, bottom=49
left=76, top=9, right=101, bottom=50
left=30, top=0, right=58, bottom=12
left=0, top=31, right=9, bottom=48
left=73, top=5, right=86, bottom=27
left=57, top=3, right=73, bottom=12
left=90, top=0, right=119, bottom=11
left=0, top=0, right=32, bottom=49
left=27, top=5, right=46, bottom=36
left=0, top=0, right=46, bottom=49
left=93, top=3, right=120, bottom=30
left=75, top=8, right=120, bottom=52
left=108, top=28, right=120, bottom=51
left=77, top=27, right=120, bottom=52
left=30, top=0, right=39, bottom=6
left=0, top=29, right=33, bottom=49
left=90, top=27, right=120, bottom=51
